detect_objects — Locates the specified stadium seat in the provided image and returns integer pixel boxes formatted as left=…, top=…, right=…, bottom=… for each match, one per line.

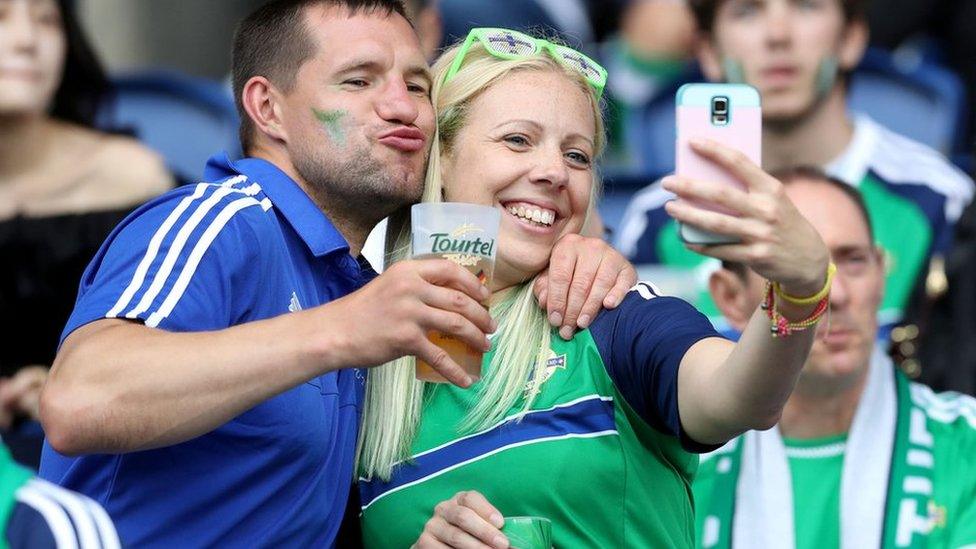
left=101, top=69, right=241, bottom=183
left=438, top=0, right=564, bottom=48
left=848, top=46, right=967, bottom=157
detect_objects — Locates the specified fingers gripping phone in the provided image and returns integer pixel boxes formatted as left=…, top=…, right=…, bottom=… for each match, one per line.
left=675, top=83, right=762, bottom=245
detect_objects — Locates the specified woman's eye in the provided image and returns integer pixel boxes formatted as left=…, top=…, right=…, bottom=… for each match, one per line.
left=566, top=151, right=591, bottom=166
left=504, top=135, right=529, bottom=146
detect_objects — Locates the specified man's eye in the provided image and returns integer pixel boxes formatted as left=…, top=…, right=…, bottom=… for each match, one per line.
left=407, top=83, right=429, bottom=94
left=729, top=0, right=761, bottom=17
left=344, top=79, right=369, bottom=87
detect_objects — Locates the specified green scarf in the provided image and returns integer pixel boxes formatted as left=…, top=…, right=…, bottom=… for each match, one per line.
left=701, top=350, right=937, bottom=549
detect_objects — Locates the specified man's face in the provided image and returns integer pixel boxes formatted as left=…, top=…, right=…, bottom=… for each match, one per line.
left=700, top=0, right=860, bottom=121
left=790, top=181, right=884, bottom=383
left=279, top=7, right=435, bottom=218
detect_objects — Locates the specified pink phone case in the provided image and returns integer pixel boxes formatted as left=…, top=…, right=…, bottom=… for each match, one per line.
left=675, top=84, right=761, bottom=244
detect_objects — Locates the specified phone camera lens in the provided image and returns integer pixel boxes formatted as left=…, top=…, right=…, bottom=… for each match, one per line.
left=713, top=97, right=729, bottom=114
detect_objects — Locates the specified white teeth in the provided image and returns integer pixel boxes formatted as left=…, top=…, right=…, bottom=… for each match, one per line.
left=506, top=204, right=555, bottom=226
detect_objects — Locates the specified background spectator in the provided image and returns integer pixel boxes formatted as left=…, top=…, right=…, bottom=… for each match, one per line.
left=613, top=0, right=974, bottom=341
left=0, top=0, right=172, bottom=467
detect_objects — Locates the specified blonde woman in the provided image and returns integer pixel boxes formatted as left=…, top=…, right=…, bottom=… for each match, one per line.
left=357, top=28, right=831, bottom=549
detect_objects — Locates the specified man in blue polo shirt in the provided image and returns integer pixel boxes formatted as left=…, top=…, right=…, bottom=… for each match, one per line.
left=36, top=1, right=636, bottom=546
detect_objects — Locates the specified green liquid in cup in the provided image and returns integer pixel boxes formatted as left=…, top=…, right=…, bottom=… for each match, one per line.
left=501, top=516, right=552, bottom=549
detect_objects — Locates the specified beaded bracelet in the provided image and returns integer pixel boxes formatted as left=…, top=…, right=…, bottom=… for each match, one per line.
left=761, top=263, right=835, bottom=337
left=772, top=262, right=837, bottom=306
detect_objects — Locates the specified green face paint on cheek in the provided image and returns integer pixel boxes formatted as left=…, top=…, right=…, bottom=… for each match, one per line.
left=312, top=108, right=348, bottom=146
left=721, top=58, right=748, bottom=84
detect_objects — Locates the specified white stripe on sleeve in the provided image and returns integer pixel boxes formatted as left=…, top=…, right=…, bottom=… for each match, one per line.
left=26, top=479, right=99, bottom=548
left=106, top=182, right=211, bottom=318
left=126, top=183, right=261, bottom=319
left=14, top=481, right=79, bottom=549
left=145, top=195, right=263, bottom=328
left=81, top=496, right=121, bottom=549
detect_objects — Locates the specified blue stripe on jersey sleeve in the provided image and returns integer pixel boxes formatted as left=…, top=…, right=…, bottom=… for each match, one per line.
left=6, top=501, right=57, bottom=549
left=60, top=181, right=271, bottom=342
left=588, top=283, right=724, bottom=452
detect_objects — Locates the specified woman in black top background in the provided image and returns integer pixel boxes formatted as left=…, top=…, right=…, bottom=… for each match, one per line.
left=0, top=0, right=173, bottom=467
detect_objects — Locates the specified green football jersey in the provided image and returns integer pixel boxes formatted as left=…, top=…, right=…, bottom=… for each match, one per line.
left=359, top=286, right=721, bottom=548
left=692, top=370, right=976, bottom=549
left=783, top=435, right=846, bottom=549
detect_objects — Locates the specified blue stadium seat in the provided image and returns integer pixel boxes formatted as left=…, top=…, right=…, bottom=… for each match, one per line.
left=848, top=46, right=967, bottom=157
left=101, top=70, right=241, bottom=183
left=438, top=0, right=563, bottom=48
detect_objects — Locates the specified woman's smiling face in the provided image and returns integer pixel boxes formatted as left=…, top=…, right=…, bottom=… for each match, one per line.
left=440, top=69, right=597, bottom=291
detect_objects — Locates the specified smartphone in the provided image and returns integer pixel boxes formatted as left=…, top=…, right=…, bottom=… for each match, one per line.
left=675, top=83, right=762, bottom=245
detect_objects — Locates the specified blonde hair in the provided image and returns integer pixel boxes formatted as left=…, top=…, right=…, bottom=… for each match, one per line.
left=357, top=36, right=607, bottom=481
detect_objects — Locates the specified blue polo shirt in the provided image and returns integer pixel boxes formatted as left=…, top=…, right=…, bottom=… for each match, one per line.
left=39, top=152, right=375, bottom=547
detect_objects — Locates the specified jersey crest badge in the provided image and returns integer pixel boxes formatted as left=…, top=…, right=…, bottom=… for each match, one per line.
left=524, top=349, right=567, bottom=395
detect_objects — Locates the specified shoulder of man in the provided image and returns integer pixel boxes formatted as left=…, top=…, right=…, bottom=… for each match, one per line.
left=906, top=380, right=976, bottom=446
left=7, top=477, right=120, bottom=549
left=94, top=173, right=279, bottom=271
left=860, top=116, right=974, bottom=217
left=612, top=178, right=674, bottom=261
left=62, top=173, right=279, bottom=337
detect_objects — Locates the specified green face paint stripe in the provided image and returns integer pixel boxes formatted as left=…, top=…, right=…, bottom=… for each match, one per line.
left=312, top=108, right=347, bottom=145
left=721, top=58, right=747, bottom=85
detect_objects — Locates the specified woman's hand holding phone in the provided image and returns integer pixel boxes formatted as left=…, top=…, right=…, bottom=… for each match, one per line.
left=663, top=139, right=829, bottom=296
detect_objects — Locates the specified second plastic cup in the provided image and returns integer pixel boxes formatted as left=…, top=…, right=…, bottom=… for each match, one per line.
left=501, top=516, right=552, bottom=549
left=411, top=202, right=500, bottom=383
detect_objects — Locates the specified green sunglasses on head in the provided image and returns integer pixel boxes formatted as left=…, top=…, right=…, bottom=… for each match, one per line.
left=443, top=27, right=608, bottom=100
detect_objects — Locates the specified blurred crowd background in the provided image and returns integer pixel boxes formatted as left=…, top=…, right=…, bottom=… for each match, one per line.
left=5, top=0, right=976, bottom=471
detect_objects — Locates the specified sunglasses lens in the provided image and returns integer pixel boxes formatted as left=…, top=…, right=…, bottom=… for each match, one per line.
left=482, top=30, right=537, bottom=57
left=554, top=46, right=604, bottom=84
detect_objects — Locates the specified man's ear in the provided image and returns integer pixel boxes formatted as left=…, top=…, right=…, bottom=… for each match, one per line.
left=838, top=18, right=869, bottom=72
left=697, top=35, right=724, bottom=82
left=708, top=268, right=753, bottom=331
left=241, top=76, right=289, bottom=145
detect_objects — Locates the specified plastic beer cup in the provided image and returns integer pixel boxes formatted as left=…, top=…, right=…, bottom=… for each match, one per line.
left=411, top=202, right=500, bottom=383
left=501, top=516, right=552, bottom=549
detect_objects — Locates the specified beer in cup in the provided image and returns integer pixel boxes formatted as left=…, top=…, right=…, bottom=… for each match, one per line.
left=411, top=202, right=500, bottom=383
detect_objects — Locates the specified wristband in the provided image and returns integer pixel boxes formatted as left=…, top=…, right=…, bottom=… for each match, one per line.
left=773, top=262, right=836, bottom=306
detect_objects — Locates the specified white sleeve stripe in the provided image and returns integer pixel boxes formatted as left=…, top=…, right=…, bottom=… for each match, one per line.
left=15, top=483, right=79, bottom=549
left=81, top=496, right=121, bottom=549
left=25, top=479, right=100, bottom=548
left=106, top=182, right=211, bottom=318
left=613, top=181, right=671, bottom=258
left=124, top=182, right=261, bottom=320
left=145, top=195, right=263, bottom=328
